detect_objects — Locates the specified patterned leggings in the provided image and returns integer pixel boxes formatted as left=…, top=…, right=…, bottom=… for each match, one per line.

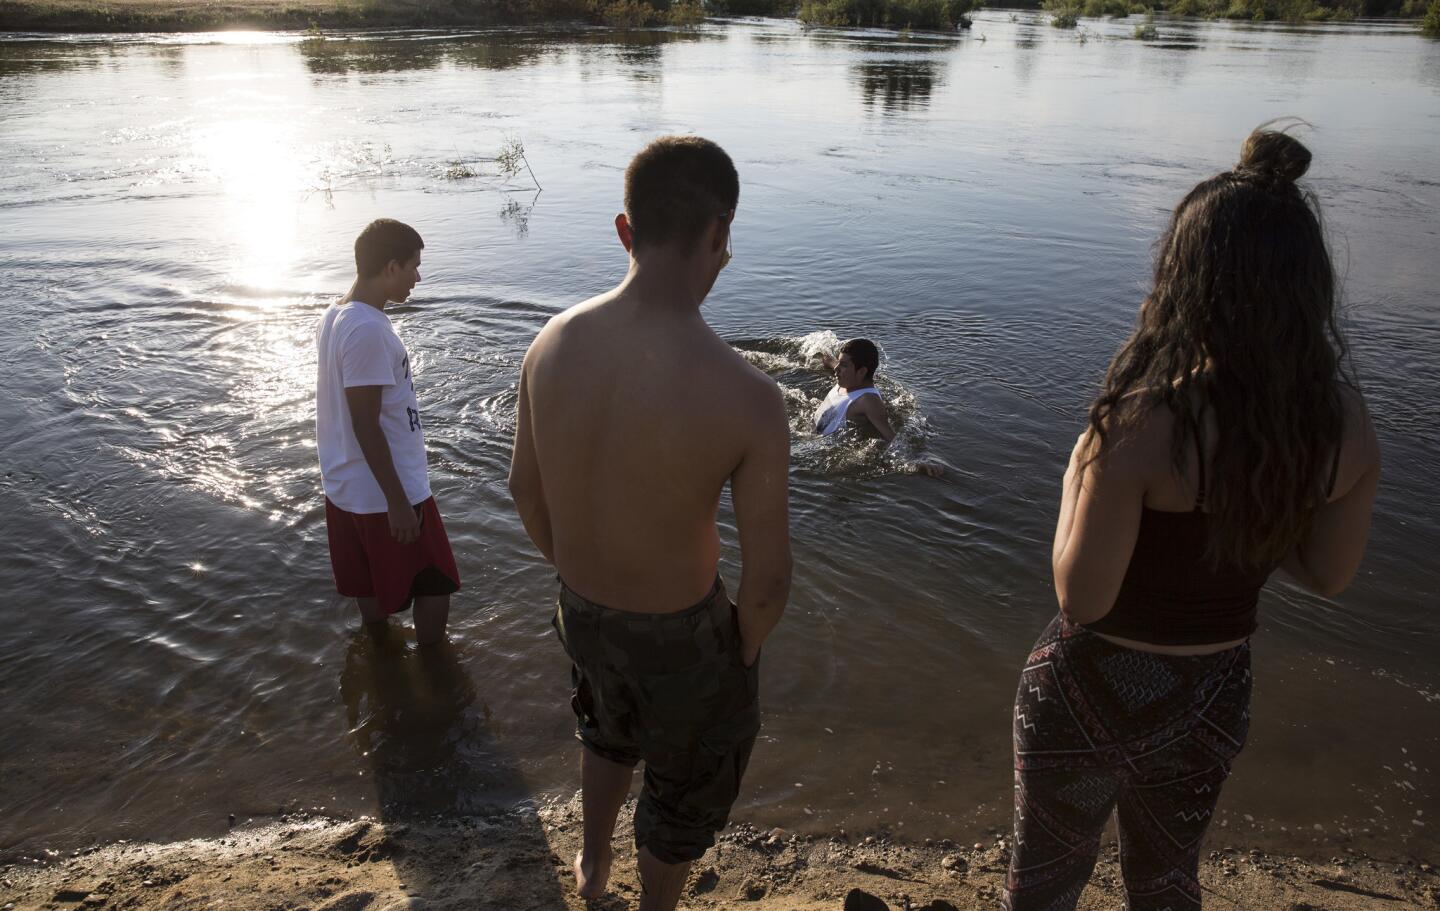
left=1004, top=615, right=1251, bottom=911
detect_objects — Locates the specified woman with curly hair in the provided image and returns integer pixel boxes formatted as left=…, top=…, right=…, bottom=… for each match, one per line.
left=1004, top=126, right=1382, bottom=910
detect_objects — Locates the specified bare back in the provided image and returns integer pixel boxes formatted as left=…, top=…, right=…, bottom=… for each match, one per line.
left=1135, top=385, right=1374, bottom=514
left=516, top=291, right=784, bottom=612
left=1053, top=381, right=1380, bottom=641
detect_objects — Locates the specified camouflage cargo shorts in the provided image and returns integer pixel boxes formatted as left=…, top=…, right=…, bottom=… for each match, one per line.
left=552, top=576, right=761, bottom=865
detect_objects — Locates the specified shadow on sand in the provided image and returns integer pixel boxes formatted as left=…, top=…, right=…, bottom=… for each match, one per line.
left=339, top=624, right=571, bottom=907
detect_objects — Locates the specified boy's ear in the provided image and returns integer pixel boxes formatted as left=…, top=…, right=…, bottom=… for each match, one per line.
left=615, top=213, right=634, bottom=253
left=711, top=215, right=729, bottom=253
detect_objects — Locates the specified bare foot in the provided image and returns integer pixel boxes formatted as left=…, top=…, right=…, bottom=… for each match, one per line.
left=574, top=847, right=612, bottom=899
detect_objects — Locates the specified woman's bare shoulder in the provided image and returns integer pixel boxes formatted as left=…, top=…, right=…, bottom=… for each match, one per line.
left=1089, top=390, right=1174, bottom=462
left=1332, top=382, right=1381, bottom=497
left=1337, top=382, right=1372, bottom=429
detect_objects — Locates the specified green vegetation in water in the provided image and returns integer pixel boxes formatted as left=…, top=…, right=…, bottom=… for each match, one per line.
left=1133, top=7, right=1159, bottom=34
left=497, top=136, right=543, bottom=189
left=1043, top=0, right=1082, bottom=26
left=797, top=0, right=979, bottom=30
left=1423, top=0, right=1440, bottom=34
left=441, top=136, right=543, bottom=188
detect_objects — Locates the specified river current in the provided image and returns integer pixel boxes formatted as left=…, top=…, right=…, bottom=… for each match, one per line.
left=1, top=11, right=1437, bottom=862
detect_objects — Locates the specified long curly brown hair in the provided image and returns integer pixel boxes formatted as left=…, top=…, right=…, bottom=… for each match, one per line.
left=1086, top=125, right=1352, bottom=568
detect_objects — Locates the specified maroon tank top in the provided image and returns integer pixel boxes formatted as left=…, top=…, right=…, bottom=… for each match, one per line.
left=1083, top=429, right=1341, bottom=646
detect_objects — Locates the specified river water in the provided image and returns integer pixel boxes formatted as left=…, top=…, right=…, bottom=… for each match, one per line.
left=1, top=12, right=1437, bottom=864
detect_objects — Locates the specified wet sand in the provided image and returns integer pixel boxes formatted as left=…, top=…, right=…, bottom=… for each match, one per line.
left=4, top=797, right=1438, bottom=910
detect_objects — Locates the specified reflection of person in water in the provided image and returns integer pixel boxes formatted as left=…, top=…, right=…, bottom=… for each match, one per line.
left=813, top=337, right=944, bottom=477
left=340, top=625, right=488, bottom=814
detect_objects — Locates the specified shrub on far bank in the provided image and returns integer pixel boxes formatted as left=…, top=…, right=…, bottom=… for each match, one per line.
left=1160, top=0, right=1365, bottom=19
left=798, top=0, right=978, bottom=29
left=1082, top=0, right=1133, bottom=16
left=1166, top=0, right=1213, bottom=15
left=587, top=0, right=705, bottom=24
left=668, top=0, right=705, bottom=21
left=1043, top=0, right=1083, bottom=24
left=710, top=0, right=800, bottom=14
left=682, top=0, right=1440, bottom=22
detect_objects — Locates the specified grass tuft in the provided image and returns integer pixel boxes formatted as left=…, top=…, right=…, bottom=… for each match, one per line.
left=1043, top=0, right=1082, bottom=25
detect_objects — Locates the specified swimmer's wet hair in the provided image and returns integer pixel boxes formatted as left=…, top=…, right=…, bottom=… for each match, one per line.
left=841, top=338, right=880, bottom=383
left=355, top=218, right=424, bottom=278
left=624, top=136, right=739, bottom=253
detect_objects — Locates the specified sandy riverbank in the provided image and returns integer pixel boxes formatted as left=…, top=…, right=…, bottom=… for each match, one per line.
left=3, top=795, right=1438, bottom=910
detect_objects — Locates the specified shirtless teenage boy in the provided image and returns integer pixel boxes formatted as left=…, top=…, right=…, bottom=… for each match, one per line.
left=508, top=137, right=792, bottom=911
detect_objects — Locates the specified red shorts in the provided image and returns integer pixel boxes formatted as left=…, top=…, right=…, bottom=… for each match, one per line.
left=325, top=496, right=461, bottom=615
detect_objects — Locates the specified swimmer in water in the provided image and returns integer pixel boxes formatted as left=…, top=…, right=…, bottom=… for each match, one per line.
left=813, top=337, right=944, bottom=477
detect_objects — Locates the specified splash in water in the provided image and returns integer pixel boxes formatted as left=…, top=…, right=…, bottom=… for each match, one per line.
left=731, top=332, right=940, bottom=479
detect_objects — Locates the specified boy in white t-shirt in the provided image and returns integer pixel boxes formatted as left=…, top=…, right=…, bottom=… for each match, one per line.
left=316, top=218, right=460, bottom=644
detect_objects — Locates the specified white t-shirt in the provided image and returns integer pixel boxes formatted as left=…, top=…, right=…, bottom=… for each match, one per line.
left=315, top=300, right=432, bottom=514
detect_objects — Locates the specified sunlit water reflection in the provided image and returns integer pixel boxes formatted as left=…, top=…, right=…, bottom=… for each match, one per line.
left=1, top=13, right=1437, bottom=863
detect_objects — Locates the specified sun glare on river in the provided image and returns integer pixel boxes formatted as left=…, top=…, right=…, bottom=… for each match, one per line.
left=192, top=118, right=307, bottom=293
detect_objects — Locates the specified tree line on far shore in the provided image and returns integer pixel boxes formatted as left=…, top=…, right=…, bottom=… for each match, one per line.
left=600, top=0, right=1434, bottom=26
left=565, top=0, right=1437, bottom=28
left=4, top=0, right=1435, bottom=38
left=516, top=0, right=1440, bottom=38
left=524, top=0, right=981, bottom=29
left=1036, top=0, right=1437, bottom=26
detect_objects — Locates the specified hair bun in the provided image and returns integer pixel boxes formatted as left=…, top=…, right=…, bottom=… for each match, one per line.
left=1237, top=128, right=1312, bottom=184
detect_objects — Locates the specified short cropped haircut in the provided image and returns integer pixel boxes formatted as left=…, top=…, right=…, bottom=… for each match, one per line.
left=624, top=136, right=739, bottom=253
left=841, top=338, right=880, bottom=382
left=355, top=218, right=424, bottom=278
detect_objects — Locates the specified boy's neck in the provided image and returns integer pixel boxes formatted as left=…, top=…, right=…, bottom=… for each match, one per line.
left=350, top=278, right=389, bottom=311
left=619, top=252, right=712, bottom=314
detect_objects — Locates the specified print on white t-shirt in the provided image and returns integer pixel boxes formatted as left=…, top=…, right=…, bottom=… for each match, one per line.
left=315, top=300, right=433, bottom=514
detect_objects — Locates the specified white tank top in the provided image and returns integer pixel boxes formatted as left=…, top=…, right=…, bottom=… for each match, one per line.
left=814, top=384, right=882, bottom=436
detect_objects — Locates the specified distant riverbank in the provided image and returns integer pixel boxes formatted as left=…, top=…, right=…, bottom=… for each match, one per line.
left=0, top=0, right=550, bottom=33
left=2, top=0, right=1430, bottom=33
left=0, top=0, right=715, bottom=34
